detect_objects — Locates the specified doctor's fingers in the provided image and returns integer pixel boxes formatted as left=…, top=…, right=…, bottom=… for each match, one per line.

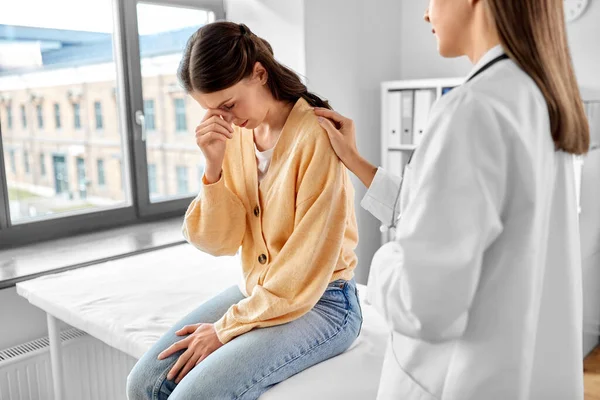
left=318, top=117, right=342, bottom=140
left=318, top=116, right=354, bottom=158
left=314, top=107, right=353, bottom=128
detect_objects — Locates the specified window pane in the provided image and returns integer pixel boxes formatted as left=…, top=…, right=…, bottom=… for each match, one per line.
left=174, top=98, right=187, bottom=132
left=94, top=101, right=103, bottom=130
left=20, top=104, right=27, bottom=128
left=23, top=150, right=30, bottom=174
left=36, top=104, right=44, bottom=129
left=197, top=164, right=205, bottom=192
left=0, top=0, right=131, bottom=223
left=54, top=103, right=61, bottom=129
left=40, top=153, right=46, bottom=176
left=9, top=150, right=16, bottom=173
left=176, top=165, right=188, bottom=195
left=97, top=159, right=106, bottom=186
left=135, top=3, right=209, bottom=203
left=143, top=99, right=155, bottom=131
left=73, top=103, right=81, bottom=129
left=147, top=163, right=158, bottom=196
left=5, top=105, right=13, bottom=129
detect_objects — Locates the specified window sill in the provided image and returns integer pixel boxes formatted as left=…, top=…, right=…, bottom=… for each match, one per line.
left=0, top=216, right=185, bottom=290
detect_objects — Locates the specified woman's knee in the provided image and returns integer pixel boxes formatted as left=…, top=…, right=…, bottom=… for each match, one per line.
left=126, top=356, right=168, bottom=400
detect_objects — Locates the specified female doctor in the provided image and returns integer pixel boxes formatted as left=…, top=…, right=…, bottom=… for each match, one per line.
left=315, top=0, right=590, bottom=399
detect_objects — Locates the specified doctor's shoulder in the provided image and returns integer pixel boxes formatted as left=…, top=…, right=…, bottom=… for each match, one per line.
left=423, top=86, right=518, bottom=153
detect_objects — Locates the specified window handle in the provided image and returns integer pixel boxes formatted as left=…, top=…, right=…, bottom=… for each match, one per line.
left=135, top=110, right=146, bottom=142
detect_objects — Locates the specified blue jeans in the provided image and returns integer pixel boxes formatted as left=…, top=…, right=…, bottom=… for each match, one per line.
left=126, top=279, right=363, bottom=400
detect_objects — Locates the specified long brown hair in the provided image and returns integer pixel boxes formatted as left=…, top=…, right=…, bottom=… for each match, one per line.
left=178, top=22, right=331, bottom=109
left=486, top=0, right=589, bottom=154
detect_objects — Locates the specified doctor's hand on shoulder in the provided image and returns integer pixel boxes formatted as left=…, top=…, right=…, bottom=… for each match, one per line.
left=315, top=107, right=379, bottom=189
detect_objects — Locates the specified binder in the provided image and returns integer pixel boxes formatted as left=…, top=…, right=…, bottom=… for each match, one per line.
left=387, top=91, right=402, bottom=147
left=400, top=90, right=414, bottom=145
left=413, top=89, right=436, bottom=146
left=385, top=150, right=404, bottom=242
left=387, top=151, right=403, bottom=180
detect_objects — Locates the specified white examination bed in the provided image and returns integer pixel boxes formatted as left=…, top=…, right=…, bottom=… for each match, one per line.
left=17, top=243, right=389, bottom=400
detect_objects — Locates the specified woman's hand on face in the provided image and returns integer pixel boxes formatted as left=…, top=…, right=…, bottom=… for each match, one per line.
left=195, top=109, right=234, bottom=183
left=157, top=323, right=224, bottom=384
left=314, top=107, right=358, bottom=166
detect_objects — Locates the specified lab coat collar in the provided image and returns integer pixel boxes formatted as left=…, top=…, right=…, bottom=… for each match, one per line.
left=465, top=44, right=505, bottom=82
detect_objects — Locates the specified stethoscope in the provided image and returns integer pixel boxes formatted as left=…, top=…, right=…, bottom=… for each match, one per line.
left=380, top=53, right=510, bottom=235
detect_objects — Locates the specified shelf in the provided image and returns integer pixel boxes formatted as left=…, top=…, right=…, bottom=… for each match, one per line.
left=388, top=145, right=417, bottom=151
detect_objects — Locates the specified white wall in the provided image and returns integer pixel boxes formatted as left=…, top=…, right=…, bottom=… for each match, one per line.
left=304, top=0, right=403, bottom=284
left=398, top=0, right=471, bottom=79
left=225, top=0, right=305, bottom=77
left=397, top=0, right=600, bottom=88
left=568, top=1, right=600, bottom=92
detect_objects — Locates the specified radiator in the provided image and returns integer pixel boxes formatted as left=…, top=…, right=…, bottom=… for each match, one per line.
left=0, top=328, right=137, bottom=400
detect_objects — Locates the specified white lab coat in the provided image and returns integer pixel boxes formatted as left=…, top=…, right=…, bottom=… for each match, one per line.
left=362, top=45, right=583, bottom=400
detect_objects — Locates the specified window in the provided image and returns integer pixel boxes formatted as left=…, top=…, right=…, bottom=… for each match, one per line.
left=36, top=104, right=44, bottom=129
left=40, top=153, right=46, bottom=176
left=0, top=0, right=224, bottom=247
left=176, top=165, right=188, bottom=194
left=9, top=150, right=16, bottom=173
left=97, top=159, right=106, bottom=186
left=54, top=103, right=61, bottom=129
left=6, top=106, right=12, bottom=129
left=73, top=103, right=81, bottom=129
left=21, top=104, right=27, bottom=128
left=198, top=164, right=205, bottom=190
left=148, top=163, right=158, bottom=195
left=144, top=99, right=156, bottom=131
left=23, top=150, right=30, bottom=174
left=174, top=98, right=187, bottom=132
left=94, top=101, right=103, bottom=130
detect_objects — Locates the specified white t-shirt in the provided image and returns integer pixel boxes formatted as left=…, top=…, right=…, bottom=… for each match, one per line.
left=255, top=144, right=275, bottom=183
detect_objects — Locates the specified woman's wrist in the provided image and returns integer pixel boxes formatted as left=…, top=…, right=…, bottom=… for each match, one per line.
left=204, top=165, right=222, bottom=184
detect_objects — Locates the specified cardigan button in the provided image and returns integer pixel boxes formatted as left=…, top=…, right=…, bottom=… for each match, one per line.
left=253, top=206, right=260, bottom=217
left=258, top=254, right=267, bottom=264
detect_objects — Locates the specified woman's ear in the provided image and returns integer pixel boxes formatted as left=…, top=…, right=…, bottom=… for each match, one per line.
left=252, top=62, right=268, bottom=85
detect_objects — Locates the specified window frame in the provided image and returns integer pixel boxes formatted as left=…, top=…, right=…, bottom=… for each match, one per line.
left=0, top=0, right=225, bottom=248
left=126, top=0, right=224, bottom=218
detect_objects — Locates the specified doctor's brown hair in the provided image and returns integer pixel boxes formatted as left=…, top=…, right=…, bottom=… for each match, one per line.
left=178, top=22, right=331, bottom=110
left=485, top=0, right=589, bottom=154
